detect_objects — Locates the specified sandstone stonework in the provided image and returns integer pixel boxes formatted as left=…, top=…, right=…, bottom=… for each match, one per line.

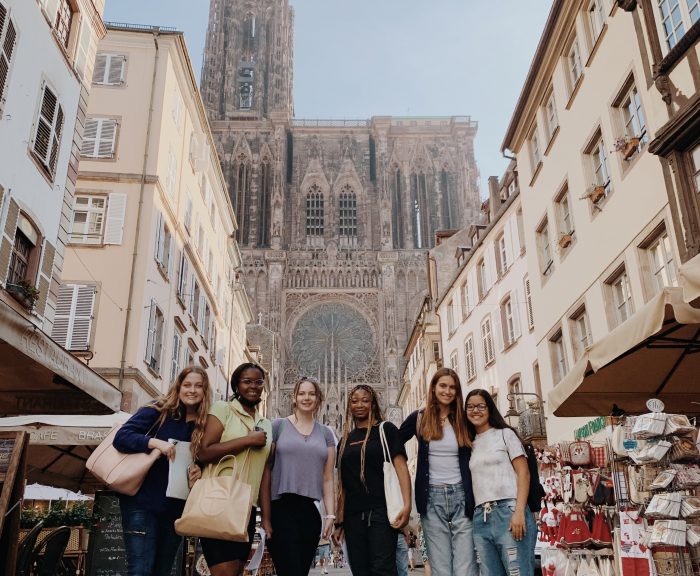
left=201, top=0, right=481, bottom=427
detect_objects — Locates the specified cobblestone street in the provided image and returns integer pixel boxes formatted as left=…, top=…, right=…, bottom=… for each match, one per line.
left=309, top=568, right=426, bottom=576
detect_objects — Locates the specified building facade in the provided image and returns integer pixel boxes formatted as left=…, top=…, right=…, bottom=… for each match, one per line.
left=60, top=25, right=252, bottom=411
left=434, top=166, right=547, bottom=442
left=200, top=0, right=482, bottom=426
left=501, top=0, right=682, bottom=441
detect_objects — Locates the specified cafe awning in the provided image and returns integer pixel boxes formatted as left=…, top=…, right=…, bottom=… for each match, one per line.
left=549, top=285, right=700, bottom=418
left=0, top=412, right=131, bottom=491
left=0, top=300, right=121, bottom=416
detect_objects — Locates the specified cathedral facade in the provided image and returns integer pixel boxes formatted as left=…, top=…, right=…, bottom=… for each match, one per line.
left=201, top=0, right=481, bottom=428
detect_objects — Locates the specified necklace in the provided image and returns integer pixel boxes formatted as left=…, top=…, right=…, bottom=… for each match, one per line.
left=292, top=415, right=313, bottom=442
left=440, top=414, right=450, bottom=425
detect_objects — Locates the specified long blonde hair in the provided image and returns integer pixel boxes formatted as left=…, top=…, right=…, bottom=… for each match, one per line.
left=291, top=376, right=324, bottom=418
left=420, top=367, right=471, bottom=447
left=150, top=366, right=211, bottom=459
left=337, top=384, right=384, bottom=489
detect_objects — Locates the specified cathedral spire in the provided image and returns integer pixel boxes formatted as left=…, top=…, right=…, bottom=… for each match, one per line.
left=200, top=0, right=294, bottom=121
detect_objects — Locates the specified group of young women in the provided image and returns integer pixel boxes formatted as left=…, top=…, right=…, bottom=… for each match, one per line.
left=113, top=363, right=536, bottom=576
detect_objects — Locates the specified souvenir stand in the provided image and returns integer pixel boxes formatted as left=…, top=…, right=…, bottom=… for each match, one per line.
left=536, top=405, right=700, bottom=576
left=536, top=425, right=617, bottom=576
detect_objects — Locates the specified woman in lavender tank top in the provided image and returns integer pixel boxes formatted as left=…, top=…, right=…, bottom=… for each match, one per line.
left=260, top=377, right=336, bottom=576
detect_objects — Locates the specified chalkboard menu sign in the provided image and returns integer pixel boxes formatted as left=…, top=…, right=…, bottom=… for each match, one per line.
left=86, top=491, right=181, bottom=576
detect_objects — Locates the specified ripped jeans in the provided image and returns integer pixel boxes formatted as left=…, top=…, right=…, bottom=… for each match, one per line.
left=119, top=499, right=182, bottom=576
left=473, top=499, right=536, bottom=576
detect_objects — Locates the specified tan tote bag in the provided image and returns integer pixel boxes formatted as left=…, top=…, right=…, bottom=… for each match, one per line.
left=86, top=424, right=161, bottom=496
left=175, top=453, right=253, bottom=541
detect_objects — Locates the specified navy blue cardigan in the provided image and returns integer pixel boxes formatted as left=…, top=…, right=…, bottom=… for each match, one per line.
left=398, top=409, right=475, bottom=519
left=113, top=405, right=194, bottom=518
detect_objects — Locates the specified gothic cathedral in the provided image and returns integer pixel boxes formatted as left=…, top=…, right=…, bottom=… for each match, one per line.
left=201, top=0, right=481, bottom=428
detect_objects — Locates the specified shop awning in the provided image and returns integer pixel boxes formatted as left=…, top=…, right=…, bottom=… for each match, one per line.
left=0, top=412, right=131, bottom=491
left=0, top=300, right=121, bottom=416
left=680, top=252, right=700, bottom=305
left=549, top=286, right=700, bottom=417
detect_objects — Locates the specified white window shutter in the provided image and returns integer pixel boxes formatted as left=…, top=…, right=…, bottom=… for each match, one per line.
left=512, top=290, right=522, bottom=340
left=75, top=17, right=93, bottom=80
left=97, top=119, right=117, bottom=158
left=524, top=277, right=534, bottom=329
left=504, top=220, right=515, bottom=268
left=81, top=118, right=99, bottom=156
left=145, top=299, right=156, bottom=363
left=51, top=284, right=74, bottom=347
left=41, top=0, right=60, bottom=22
left=0, top=12, right=17, bottom=104
left=107, top=55, right=125, bottom=85
left=104, top=193, right=127, bottom=244
left=69, top=285, right=95, bottom=350
left=198, top=294, right=206, bottom=332
left=494, top=310, right=504, bottom=352
left=51, top=284, right=95, bottom=350
left=154, top=213, right=163, bottom=262
left=92, top=53, right=108, bottom=84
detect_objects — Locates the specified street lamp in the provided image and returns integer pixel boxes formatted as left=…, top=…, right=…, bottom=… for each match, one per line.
left=505, top=392, right=546, bottom=440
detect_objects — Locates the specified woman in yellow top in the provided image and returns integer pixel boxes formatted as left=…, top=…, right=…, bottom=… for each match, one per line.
left=198, top=363, right=272, bottom=576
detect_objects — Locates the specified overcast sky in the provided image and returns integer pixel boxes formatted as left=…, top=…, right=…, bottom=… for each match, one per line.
left=104, top=1, right=552, bottom=196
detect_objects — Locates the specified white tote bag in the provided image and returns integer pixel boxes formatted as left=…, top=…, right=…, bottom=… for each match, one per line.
left=379, top=421, right=404, bottom=525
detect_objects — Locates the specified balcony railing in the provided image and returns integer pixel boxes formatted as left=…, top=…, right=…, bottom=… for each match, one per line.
left=517, top=405, right=547, bottom=440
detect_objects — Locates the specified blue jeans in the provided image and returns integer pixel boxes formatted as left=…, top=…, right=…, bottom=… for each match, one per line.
left=119, top=499, right=183, bottom=576
left=473, top=499, right=537, bottom=576
left=421, top=483, right=478, bottom=576
left=396, top=532, right=409, bottom=576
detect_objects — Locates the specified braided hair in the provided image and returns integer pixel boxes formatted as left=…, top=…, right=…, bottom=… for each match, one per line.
left=337, top=384, right=385, bottom=490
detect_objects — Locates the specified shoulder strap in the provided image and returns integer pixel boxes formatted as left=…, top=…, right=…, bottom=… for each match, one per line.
left=379, top=421, right=391, bottom=464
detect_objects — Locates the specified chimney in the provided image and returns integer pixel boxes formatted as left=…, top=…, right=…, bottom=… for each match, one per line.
left=488, top=176, right=500, bottom=222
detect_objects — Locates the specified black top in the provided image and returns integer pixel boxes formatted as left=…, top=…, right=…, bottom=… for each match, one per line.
left=113, top=405, right=194, bottom=519
left=399, top=409, right=475, bottom=519
left=339, top=422, right=406, bottom=517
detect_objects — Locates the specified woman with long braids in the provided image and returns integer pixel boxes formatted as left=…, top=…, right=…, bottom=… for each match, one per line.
left=113, top=366, right=210, bottom=576
left=198, top=363, right=272, bottom=576
left=333, top=384, right=412, bottom=576
left=465, top=388, right=535, bottom=576
left=259, top=376, right=336, bottom=576
left=398, top=368, right=477, bottom=576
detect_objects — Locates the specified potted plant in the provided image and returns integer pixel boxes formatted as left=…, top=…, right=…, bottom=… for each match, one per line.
left=584, top=184, right=606, bottom=204
left=614, top=136, right=641, bottom=160
left=6, top=279, right=40, bottom=309
left=21, top=502, right=93, bottom=551
left=559, top=232, right=573, bottom=249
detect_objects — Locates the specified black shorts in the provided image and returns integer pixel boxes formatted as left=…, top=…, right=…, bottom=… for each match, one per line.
left=200, top=506, right=257, bottom=567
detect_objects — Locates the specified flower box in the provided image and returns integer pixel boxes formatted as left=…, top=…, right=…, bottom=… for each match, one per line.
left=588, top=185, right=606, bottom=204
left=615, top=136, right=641, bottom=160
left=6, top=281, right=39, bottom=309
left=559, top=233, right=573, bottom=249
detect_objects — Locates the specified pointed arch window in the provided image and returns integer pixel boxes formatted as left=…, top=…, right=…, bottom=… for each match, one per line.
left=235, top=159, right=251, bottom=244
left=411, top=171, right=430, bottom=248
left=305, top=184, right=324, bottom=237
left=257, top=160, right=272, bottom=246
left=391, top=167, right=404, bottom=249
left=440, top=169, right=453, bottom=229
left=338, top=185, right=357, bottom=238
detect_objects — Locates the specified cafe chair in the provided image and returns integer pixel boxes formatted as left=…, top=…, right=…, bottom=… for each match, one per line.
left=15, top=521, right=45, bottom=576
left=32, top=526, right=71, bottom=576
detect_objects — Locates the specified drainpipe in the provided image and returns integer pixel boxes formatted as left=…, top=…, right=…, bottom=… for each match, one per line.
left=119, top=30, right=161, bottom=393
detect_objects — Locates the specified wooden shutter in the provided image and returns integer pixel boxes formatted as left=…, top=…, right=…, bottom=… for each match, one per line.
left=0, top=5, right=16, bottom=105
left=51, top=284, right=95, bottom=350
left=512, top=290, right=522, bottom=340
left=34, top=240, right=55, bottom=317
left=0, top=197, right=19, bottom=283
left=80, top=118, right=98, bottom=156
left=40, top=0, right=60, bottom=22
left=104, top=193, right=126, bottom=244
left=154, top=212, right=163, bottom=264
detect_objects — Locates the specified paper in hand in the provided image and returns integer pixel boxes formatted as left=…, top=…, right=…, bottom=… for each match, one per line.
left=166, top=439, right=193, bottom=500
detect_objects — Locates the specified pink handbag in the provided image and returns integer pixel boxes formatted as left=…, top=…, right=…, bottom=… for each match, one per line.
left=86, top=424, right=161, bottom=496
